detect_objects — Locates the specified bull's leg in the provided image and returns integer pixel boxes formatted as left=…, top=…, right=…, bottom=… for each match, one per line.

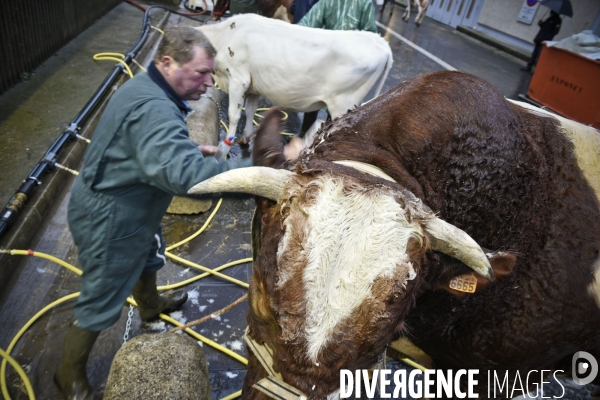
left=226, top=83, right=247, bottom=144
left=241, top=94, right=260, bottom=144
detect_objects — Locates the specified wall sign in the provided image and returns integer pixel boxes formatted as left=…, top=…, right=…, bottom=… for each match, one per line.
left=517, top=0, right=540, bottom=24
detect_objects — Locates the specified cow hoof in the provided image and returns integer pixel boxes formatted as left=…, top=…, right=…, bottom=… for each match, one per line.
left=238, top=136, right=251, bottom=146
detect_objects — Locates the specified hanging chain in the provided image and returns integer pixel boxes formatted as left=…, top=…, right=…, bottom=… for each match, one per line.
left=201, top=92, right=221, bottom=115
left=123, top=304, right=135, bottom=345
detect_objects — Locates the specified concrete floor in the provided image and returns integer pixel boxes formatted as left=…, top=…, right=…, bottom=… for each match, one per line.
left=1, top=1, right=593, bottom=399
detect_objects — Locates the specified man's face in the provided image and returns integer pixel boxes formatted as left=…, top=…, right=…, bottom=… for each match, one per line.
left=160, top=45, right=215, bottom=101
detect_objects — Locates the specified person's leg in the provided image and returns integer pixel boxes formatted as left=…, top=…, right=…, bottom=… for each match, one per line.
left=521, top=42, right=541, bottom=71
left=56, top=183, right=153, bottom=398
left=530, top=42, right=543, bottom=68
left=54, top=323, right=99, bottom=400
left=131, top=227, right=188, bottom=321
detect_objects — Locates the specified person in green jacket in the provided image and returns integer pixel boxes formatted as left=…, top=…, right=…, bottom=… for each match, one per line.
left=54, top=26, right=251, bottom=399
left=297, top=0, right=378, bottom=32
left=296, top=0, right=378, bottom=135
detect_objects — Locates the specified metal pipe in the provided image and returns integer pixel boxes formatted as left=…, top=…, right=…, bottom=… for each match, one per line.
left=0, top=6, right=208, bottom=240
left=0, top=5, right=210, bottom=239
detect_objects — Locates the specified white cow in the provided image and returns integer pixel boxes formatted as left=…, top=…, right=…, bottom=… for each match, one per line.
left=196, top=14, right=393, bottom=145
left=403, top=0, right=430, bottom=26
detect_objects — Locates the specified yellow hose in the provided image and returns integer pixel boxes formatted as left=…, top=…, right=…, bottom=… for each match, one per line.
left=0, top=293, right=80, bottom=400
left=220, top=108, right=295, bottom=137
left=1, top=249, right=82, bottom=275
left=1, top=199, right=249, bottom=398
left=401, top=358, right=427, bottom=372
left=0, top=349, right=35, bottom=400
left=158, top=258, right=252, bottom=291
left=159, top=313, right=248, bottom=365
left=220, top=119, right=230, bottom=133
left=93, top=53, right=134, bottom=78
left=220, top=390, right=242, bottom=400
left=165, top=252, right=249, bottom=288
left=166, top=198, right=223, bottom=251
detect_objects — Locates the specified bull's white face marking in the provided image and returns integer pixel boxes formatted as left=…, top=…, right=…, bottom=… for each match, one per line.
left=277, top=176, right=421, bottom=362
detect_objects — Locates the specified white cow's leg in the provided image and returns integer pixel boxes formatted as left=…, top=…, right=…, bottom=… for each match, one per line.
left=303, top=119, right=324, bottom=147
left=242, top=94, right=260, bottom=143
left=416, top=0, right=429, bottom=25
left=415, top=8, right=422, bottom=26
left=226, top=84, right=246, bottom=143
left=402, top=0, right=411, bottom=21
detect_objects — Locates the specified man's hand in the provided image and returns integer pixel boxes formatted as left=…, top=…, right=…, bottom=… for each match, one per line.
left=198, top=145, right=218, bottom=156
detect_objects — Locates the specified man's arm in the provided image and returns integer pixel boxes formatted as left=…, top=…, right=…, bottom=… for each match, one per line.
left=132, top=100, right=251, bottom=195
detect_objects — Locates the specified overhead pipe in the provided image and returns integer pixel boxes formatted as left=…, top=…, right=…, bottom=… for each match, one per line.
left=0, top=5, right=209, bottom=240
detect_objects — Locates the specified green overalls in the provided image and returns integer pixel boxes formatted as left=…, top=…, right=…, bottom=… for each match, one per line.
left=69, top=68, right=251, bottom=331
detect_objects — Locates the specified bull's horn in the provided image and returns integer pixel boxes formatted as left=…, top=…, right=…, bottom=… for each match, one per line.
left=425, top=218, right=495, bottom=281
left=188, top=166, right=294, bottom=201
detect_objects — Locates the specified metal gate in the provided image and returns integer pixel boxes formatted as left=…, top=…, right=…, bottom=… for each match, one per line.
left=0, top=0, right=122, bottom=94
left=426, top=0, right=484, bottom=28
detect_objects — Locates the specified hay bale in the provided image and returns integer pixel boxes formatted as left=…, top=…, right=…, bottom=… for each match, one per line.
left=167, top=196, right=212, bottom=214
left=104, top=333, right=211, bottom=400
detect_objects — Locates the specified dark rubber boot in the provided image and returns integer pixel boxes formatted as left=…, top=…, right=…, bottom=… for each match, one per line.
left=132, top=272, right=188, bottom=321
left=54, top=324, right=100, bottom=400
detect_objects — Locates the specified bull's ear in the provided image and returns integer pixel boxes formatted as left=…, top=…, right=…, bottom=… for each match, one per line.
left=253, top=107, right=286, bottom=168
left=442, top=251, right=517, bottom=298
left=485, top=251, right=517, bottom=280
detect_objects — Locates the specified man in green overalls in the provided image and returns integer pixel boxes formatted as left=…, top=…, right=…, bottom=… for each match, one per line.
left=54, top=26, right=251, bottom=399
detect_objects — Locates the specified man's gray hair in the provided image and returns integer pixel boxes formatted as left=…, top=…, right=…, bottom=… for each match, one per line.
left=154, top=26, right=216, bottom=64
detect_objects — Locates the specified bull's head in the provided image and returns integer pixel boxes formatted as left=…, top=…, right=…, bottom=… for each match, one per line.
left=188, top=114, right=493, bottom=399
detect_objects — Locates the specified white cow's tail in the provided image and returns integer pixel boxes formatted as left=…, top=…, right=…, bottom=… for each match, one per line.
left=372, top=50, right=393, bottom=99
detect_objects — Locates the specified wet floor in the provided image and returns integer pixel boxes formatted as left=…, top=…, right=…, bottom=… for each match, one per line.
left=0, top=1, right=594, bottom=399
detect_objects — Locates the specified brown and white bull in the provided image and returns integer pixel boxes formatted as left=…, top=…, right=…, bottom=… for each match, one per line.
left=189, top=71, right=600, bottom=399
left=196, top=14, right=393, bottom=145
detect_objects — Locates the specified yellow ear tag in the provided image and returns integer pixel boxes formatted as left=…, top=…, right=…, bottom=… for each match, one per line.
left=449, top=273, right=477, bottom=293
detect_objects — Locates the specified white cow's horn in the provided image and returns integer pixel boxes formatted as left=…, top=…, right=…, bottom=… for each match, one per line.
left=425, top=218, right=495, bottom=281
left=187, top=166, right=294, bottom=201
